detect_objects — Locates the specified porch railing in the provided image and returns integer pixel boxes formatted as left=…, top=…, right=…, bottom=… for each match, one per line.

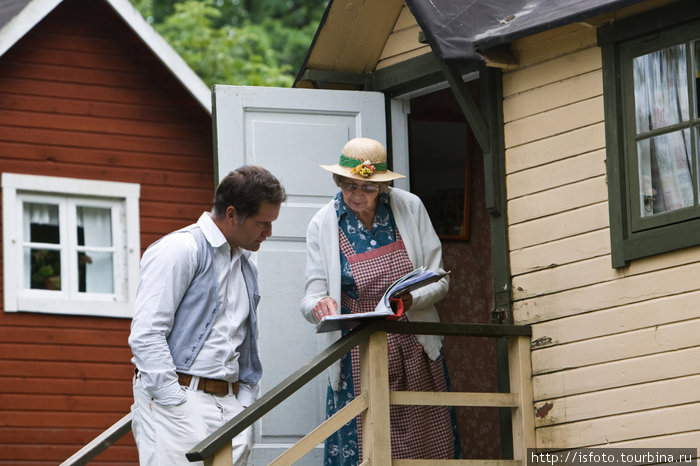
left=61, top=320, right=534, bottom=466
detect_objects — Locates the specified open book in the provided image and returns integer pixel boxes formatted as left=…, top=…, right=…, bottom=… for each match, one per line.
left=316, top=267, right=450, bottom=333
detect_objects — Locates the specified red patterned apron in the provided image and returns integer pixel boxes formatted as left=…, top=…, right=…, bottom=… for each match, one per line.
left=339, top=228, right=455, bottom=460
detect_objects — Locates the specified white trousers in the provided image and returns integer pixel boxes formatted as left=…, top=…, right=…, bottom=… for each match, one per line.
left=131, top=375, right=253, bottom=466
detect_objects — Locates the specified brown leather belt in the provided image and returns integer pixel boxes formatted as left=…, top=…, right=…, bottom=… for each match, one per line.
left=177, top=372, right=239, bottom=396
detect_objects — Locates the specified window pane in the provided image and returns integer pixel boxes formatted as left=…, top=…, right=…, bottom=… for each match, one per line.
left=633, top=44, right=689, bottom=133
left=79, top=251, right=113, bottom=293
left=23, top=202, right=59, bottom=244
left=25, top=248, right=61, bottom=290
left=638, top=129, right=694, bottom=216
left=76, top=206, right=112, bottom=247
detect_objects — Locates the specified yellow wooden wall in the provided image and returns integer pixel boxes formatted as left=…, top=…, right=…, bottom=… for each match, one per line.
left=376, top=4, right=431, bottom=70
left=503, top=21, right=700, bottom=449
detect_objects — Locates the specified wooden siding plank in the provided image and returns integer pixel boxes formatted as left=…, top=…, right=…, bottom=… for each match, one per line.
left=0, top=327, right=127, bottom=346
left=0, top=91, right=192, bottom=124
left=531, top=288, right=700, bottom=346
left=513, top=259, right=700, bottom=323
left=394, top=4, right=418, bottom=30
left=507, top=149, right=605, bottom=199
left=513, top=255, right=613, bottom=301
left=532, top=319, right=700, bottom=375
left=508, top=176, right=607, bottom=225
left=0, top=75, right=182, bottom=107
left=0, top=394, right=131, bottom=412
left=376, top=47, right=432, bottom=70
left=533, top=346, right=700, bottom=400
left=379, top=25, right=423, bottom=62
left=0, top=160, right=213, bottom=193
left=0, top=125, right=211, bottom=157
left=504, top=70, right=603, bottom=122
left=0, top=444, right=136, bottom=462
left=512, top=27, right=598, bottom=68
left=0, top=108, right=204, bottom=140
left=1, top=343, right=132, bottom=363
left=535, top=402, right=700, bottom=449
left=510, top=230, right=610, bottom=276
left=513, top=242, right=700, bottom=299
left=504, top=96, right=604, bottom=149
left=17, top=28, right=140, bottom=54
left=140, top=201, right=207, bottom=223
left=2, top=410, right=133, bottom=428
left=4, top=41, right=140, bottom=74
left=0, top=58, right=155, bottom=89
left=0, top=312, right=130, bottom=329
left=511, top=23, right=588, bottom=50
left=508, top=203, right=609, bottom=251
left=0, top=142, right=211, bottom=172
left=1, top=377, right=132, bottom=396
left=0, top=426, right=124, bottom=444
left=506, top=123, right=605, bottom=174
left=534, top=374, right=700, bottom=427
left=502, top=47, right=601, bottom=97
left=604, top=430, right=700, bottom=449
left=0, top=361, right=134, bottom=379
left=515, top=237, right=700, bottom=301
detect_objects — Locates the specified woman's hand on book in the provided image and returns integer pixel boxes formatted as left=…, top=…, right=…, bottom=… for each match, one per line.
left=314, top=297, right=338, bottom=321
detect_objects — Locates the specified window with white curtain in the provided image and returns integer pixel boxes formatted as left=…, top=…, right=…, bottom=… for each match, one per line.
left=599, top=6, right=700, bottom=267
left=3, top=174, right=140, bottom=318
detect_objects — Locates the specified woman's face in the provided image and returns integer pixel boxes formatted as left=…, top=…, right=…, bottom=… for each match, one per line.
left=339, top=178, right=380, bottom=219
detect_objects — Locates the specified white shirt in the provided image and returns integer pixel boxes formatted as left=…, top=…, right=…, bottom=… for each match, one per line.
left=188, top=244, right=249, bottom=381
left=130, top=213, right=255, bottom=406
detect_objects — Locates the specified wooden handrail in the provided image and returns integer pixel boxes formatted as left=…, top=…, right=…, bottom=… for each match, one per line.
left=189, top=320, right=533, bottom=464
left=59, top=413, right=132, bottom=466
left=60, top=320, right=532, bottom=465
left=186, top=321, right=379, bottom=461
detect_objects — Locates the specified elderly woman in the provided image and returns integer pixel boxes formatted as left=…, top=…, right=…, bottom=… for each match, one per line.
left=301, top=137, right=459, bottom=464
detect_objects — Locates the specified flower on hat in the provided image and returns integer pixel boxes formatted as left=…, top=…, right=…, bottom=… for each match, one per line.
left=350, top=160, right=376, bottom=178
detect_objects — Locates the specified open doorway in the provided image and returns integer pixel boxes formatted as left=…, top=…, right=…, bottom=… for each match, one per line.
left=408, top=86, right=501, bottom=459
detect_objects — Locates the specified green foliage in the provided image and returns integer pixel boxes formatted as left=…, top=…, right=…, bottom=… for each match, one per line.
left=129, top=0, right=327, bottom=87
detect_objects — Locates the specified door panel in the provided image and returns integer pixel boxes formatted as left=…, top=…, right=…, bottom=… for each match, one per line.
left=212, top=85, right=386, bottom=464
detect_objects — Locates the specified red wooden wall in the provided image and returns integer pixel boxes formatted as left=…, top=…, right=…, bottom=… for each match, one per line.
left=0, top=0, right=214, bottom=464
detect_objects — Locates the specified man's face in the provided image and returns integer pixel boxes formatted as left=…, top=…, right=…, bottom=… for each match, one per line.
left=228, top=201, right=281, bottom=251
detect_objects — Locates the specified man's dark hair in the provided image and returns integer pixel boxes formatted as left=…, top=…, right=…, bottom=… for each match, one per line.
left=212, top=166, right=286, bottom=223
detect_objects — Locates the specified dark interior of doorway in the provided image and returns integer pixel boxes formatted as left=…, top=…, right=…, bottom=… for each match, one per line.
left=409, top=86, right=501, bottom=459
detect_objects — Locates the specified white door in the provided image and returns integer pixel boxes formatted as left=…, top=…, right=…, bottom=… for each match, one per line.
left=212, top=85, right=395, bottom=464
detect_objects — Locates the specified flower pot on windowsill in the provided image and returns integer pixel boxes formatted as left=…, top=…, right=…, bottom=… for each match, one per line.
left=43, top=275, right=61, bottom=290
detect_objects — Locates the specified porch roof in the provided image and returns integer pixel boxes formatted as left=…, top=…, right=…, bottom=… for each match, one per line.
left=406, top=0, right=647, bottom=64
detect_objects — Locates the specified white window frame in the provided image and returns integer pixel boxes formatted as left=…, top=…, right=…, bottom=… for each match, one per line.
left=2, top=173, right=140, bottom=318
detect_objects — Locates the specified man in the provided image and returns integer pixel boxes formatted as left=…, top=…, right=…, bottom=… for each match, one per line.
left=129, top=166, right=286, bottom=465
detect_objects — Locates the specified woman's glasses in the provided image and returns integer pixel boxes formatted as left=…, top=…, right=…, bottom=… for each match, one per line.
left=341, top=182, right=379, bottom=193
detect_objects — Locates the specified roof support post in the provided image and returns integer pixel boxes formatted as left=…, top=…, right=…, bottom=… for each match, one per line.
left=479, top=63, right=517, bottom=459
left=440, top=61, right=490, bottom=154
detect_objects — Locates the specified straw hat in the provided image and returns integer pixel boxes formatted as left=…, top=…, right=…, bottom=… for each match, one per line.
left=320, top=137, right=406, bottom=182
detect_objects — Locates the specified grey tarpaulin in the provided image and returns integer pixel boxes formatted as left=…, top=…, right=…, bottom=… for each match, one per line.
left=404, top=0, right=647, bottom=64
